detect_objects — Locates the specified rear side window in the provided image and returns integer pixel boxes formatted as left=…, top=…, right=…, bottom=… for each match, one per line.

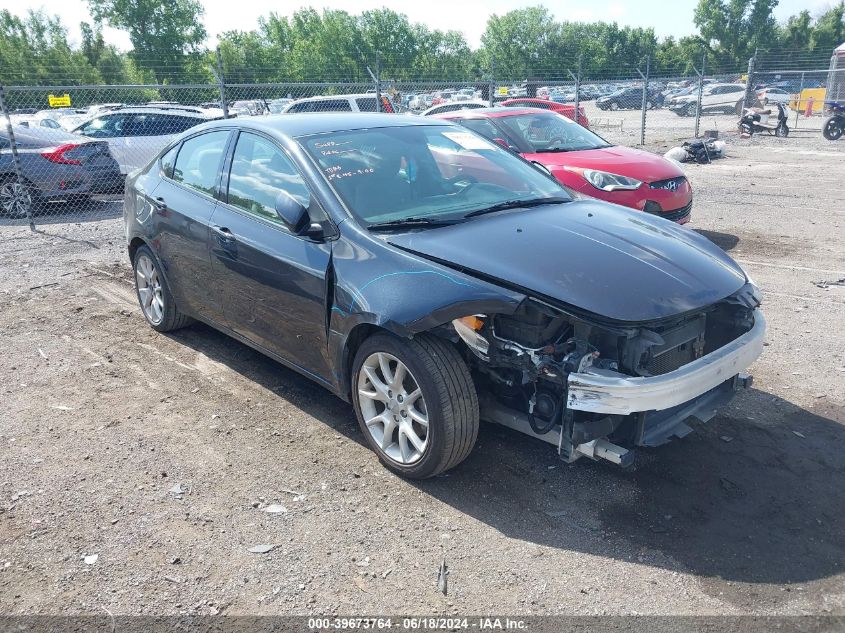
left=172, top=130, right=229, bottom=196
left=226, top=132, right=311, bottom=223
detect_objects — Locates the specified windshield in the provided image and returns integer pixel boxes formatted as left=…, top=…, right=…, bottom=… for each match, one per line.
left=494, top=111, right=611, bottom=153
left=300, top=124, right=569, bottom=226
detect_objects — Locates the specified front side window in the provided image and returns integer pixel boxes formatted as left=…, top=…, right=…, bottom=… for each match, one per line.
left=227, top=132, right=311, bottom=222
left=495, top=112, right=611, bottom=153
left=311, top=99, right=352, bottom=112
left=355, top=98, right=379, bottom=112
left=287, top=102, right=314, bottom=114
left=300, top=125, right=569, bottom=226
left=78, top=114, right=131, bottom=138
left=171, top=130, right=229, bottom=196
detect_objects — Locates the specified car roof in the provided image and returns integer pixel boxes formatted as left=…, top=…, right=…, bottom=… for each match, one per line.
left=432, top=107, right=544, bottom=120
left=96, top=107, right=217, bottom=118
left=192, top=112, right=454, bottom=137
left=290, top=94, right=381, bottom=103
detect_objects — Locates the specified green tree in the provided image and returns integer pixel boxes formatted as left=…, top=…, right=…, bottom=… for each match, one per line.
left=694, top=0, right=779, bottom=68
left=86, top=0, right=207, bottom=81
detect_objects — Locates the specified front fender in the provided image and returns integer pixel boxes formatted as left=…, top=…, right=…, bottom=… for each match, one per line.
left=327, top=224, right=525, bottom=398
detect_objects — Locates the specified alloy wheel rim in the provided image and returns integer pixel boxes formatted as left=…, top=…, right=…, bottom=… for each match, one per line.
left=135, top=254, right=164, bottom=325
left=0, top=182, right=32, bottom=218
left=357, top=352, right=429, bottom=465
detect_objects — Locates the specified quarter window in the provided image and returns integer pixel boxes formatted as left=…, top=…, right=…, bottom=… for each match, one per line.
left=226, top=132, right=311, bottom=223
left=160, top=145, right=179, bottom=178
left=171, top=130, right=229, bottom=196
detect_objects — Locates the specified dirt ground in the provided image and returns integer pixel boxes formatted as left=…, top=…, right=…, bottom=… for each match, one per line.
left=1, top=133, right=844, bottom=617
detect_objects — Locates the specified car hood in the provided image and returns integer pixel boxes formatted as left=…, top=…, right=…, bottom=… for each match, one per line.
left=386, top=200, right=747, bottom=323
left=522, top=146, right=684, bottom=183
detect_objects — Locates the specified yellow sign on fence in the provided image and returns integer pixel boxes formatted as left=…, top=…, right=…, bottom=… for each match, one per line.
left=48, top=93, right=71, bottom=108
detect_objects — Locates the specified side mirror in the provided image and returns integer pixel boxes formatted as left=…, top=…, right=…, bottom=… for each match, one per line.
left=492, top=137, right=511, bottom=150
left=274, top=190, right=309, bottom=233
left=531, top=161, right=553, bottom=178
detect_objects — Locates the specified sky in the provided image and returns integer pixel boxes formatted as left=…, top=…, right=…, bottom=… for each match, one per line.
left=1, top=0, right=836, bottom=50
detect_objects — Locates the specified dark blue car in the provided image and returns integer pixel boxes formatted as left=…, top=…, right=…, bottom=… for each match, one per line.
left=124, top=113, right=765, bottom=478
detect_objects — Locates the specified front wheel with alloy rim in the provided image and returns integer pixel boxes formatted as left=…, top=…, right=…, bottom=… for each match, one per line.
left=132, top=245, right=192, bottom=332
left=352, top=333, right=479, bottom=479
left=0, top=177, right=34, bottom=219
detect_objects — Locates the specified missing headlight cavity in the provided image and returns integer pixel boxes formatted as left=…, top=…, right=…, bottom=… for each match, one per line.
left=450, top=289, right=760, bottom=466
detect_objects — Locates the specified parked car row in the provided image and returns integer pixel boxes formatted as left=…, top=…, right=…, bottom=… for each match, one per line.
left=122, top=112, right=764, bottom=478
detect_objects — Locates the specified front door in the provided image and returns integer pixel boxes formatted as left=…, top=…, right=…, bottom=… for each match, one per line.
left=208, top=131, right=333, bottom=382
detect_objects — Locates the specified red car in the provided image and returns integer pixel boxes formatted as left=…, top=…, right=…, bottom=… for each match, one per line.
left=435, top=108, right=692, bottom=224
left=500, top=98, right=590, bottom=128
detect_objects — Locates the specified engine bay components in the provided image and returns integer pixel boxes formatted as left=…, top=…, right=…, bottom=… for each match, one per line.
left=451, top=283, right=764, bottom=466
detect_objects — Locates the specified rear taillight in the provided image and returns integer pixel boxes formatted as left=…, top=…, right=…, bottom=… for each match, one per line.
left=41, top=143, right=82, bottom=165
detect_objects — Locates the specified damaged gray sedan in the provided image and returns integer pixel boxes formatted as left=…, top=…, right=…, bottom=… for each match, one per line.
left=124, top=114, right=765, bottom=478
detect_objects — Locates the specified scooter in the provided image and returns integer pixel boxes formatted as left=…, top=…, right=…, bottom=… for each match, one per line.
left=739, top=102, right=789, bottom=137
left=822, top=102, right=845, bottom=140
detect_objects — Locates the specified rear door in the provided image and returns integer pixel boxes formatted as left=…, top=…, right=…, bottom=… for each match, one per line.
left=151, top=129, right=232, bottom=321
left=208, top=131, right=333, bottom=380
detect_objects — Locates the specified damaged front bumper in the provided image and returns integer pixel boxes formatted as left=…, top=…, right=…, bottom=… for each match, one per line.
left=566, top=310, right=766, bottom=416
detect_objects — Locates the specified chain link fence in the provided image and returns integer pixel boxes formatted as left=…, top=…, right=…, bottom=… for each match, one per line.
left=1, top=54, right=839, bottom=232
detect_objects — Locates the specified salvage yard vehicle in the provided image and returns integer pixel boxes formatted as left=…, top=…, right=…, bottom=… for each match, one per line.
left=124, top=113, right=765, bottom=478
left=670, top=83, right=747, bottom=116
left=72, top=106, right=225, bottom=174
left=436, top=109, right=693, bottom=223
left=282, top=94, right=396, bottom=114
left=1, top=126, right=123, bottom=218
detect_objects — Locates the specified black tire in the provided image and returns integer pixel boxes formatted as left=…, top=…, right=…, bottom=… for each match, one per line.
left=132, top=244, right=192, bottom=332
left=823, top=117, right=844, bottom=141
left=351, top=332, right=479, bottom=479
left=775, top=122, right=789, bottom=137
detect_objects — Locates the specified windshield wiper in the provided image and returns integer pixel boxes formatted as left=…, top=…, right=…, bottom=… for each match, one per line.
left=462, top=196, right=570, bottom=219
left=367, top=217, right=460, bottom=231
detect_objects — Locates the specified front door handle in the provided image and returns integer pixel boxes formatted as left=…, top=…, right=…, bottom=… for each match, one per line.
left=152, top=196, right=167, bottom=210
left=211, top=225, right=234, bottom=239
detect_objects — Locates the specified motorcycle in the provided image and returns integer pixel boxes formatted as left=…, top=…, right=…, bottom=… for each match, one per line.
left=739, top=102, right=789, bottom=137
left=822, top=101, right=845, bottom=141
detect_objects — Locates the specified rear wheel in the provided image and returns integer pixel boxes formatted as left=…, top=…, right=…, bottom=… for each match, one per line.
left=132, top=245, right=192, bottom=332
left=0, top=176, right=35, bottom=219
left=823, top=116, right=844, bottom=141
left=352, top=333, right=479, bottom=479
left=775, top=121, right=789, bottom=137
left=685, top=103, right=697, bottom=117
left=609, top=102, right=619, bottom=111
